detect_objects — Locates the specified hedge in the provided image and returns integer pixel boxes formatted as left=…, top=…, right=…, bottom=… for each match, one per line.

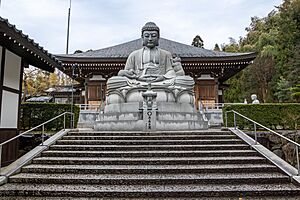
left=20, top=103, right=80, bottom=131
left=223, top=104, right=300, bottom=130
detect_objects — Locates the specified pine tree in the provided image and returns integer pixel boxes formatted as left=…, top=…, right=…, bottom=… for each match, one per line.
left=213, top=44, right=220, bottom=51
left=191, top=35, right=204, bottom=48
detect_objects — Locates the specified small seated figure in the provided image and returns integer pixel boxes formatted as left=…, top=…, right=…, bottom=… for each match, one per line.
left=106, top=22, right=195, bottom=104
left=251, top=94, right=260, bottom=104
left=172, top=54, right=185, bottom=76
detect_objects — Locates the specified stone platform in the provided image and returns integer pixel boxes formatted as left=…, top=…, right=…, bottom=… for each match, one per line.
left=94, top=102, right=208, bottom=131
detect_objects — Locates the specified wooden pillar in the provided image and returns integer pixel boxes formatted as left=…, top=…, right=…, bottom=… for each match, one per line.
left=84, top=78, right=88, bottom=105
left=194, top=80, right=201, bottom=110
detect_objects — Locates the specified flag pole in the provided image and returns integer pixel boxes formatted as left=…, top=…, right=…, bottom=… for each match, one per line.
left=66, top=0, right=71, bottom=54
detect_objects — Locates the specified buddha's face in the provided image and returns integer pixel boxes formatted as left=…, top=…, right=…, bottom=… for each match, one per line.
left=142, top=30, right=159, bottom=48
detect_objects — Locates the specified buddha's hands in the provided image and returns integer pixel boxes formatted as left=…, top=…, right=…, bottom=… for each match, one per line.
left=118, top=69, right=138, bottom=79
left=137, top=76, right=155, bottom=82
left=137, top=75, right=165, bottom=82
left=153, top=75, right=165, bottom=82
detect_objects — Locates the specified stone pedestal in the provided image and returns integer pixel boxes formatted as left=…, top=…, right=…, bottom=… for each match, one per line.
left=95, top=82, right=208, bottom=131
left=94, top=101, right=208, bottom=131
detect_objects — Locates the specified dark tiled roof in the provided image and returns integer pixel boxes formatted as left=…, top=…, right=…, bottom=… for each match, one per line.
left=0, top=17, right=61, bottom=71
left=26, top=96, right=53, bottom=102
left=57, top=38, right=254, bottom=59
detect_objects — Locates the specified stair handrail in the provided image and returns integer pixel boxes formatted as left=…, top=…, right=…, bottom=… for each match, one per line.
left=225, top=110, right=300, bottom=175
left=0, top=112, right=74, bottom=170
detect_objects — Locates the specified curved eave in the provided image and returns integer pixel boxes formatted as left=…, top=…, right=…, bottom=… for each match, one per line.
left=57, top=52, right=257, bottom=64
left=0, top=17, right=62, bottom=72
left=182, top=52, right=257, bottom=62
left=56, top=56, right=126, bottom=63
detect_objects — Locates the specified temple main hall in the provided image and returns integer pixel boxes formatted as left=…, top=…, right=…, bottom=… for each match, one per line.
left=56, top=38, right=256, bottom=108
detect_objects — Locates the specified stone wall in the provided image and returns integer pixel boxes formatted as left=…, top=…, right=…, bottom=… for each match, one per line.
left=248, top=130, right=300, bottom=167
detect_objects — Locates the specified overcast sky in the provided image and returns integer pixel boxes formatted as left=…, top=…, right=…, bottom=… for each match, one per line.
left=0, top=0, right=282, bottom=54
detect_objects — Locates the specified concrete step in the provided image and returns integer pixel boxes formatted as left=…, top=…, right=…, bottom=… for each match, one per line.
left=32, top=156, right=267, bottom=165
left=9, top=172, right=289, bottom=185
left=55, top=139, right=245, bottom=145
left=3, top=197, right=300, bottom=200
left=49, top=144, right=251, bottom=151
left=22, top=163, right=279, bottom=174
left=1, top=183, right=300, bottom=197
left=62, top=135, right=237, bottom=140
left=2, top=129, right=298, bottom=199
left=67, top=131, right=232, bottom=136
left=41, top=150, right=258, bottom=157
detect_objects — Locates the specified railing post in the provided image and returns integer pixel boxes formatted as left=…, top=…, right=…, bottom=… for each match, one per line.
left=254, top=123, right=257, bottom=144
left=225, top=112, right=228, bottom=128
left=234, top=112, right=237, bottom=129
left=64, top=113, right=66, bottom=130
left=42, top=124, right=45, bottom=146
left=72, top=113, right=74, bottom=129
left=296, top=145, right=300, bottom=176
left=70, top=113, right=72, bottom=129
left=0, top=145, right=2, bottom=173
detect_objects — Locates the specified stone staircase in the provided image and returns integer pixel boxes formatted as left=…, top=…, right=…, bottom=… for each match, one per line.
left=1, top=130, right=300, bottom=199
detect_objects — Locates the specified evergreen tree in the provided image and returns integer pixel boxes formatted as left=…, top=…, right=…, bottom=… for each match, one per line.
left=213, top=44, right=220, bottom=51
left=191, top=35, right=204, bottom=48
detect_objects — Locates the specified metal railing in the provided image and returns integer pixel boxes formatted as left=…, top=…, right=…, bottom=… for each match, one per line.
left=225, top=110, right=300, bottom=175
left=0, top=112, right=74, bottom=170
left=201, top=102, right=246, bottom=111
left=77, top=104, right=101, bottom=111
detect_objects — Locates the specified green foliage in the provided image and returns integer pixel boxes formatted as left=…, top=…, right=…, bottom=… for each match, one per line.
left=20, top=103, right=80, bottom=131
left=223, top=104, right=300, bottom=130
left=274, top=76, right=292, bottom=102
left=223, top=72, right=246, bottom=103
left=223, top=0, right=300, bottom=103
left=290, top=83, right=300, bottom=101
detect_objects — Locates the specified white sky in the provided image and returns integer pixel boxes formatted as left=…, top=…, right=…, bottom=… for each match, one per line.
left=0, top=0, right=282, bottom=54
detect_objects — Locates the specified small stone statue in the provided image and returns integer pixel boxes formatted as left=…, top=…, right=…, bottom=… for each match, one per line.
left=251, top=94, right=260, bottom=104
left=172, top=54, right=185, bottom=76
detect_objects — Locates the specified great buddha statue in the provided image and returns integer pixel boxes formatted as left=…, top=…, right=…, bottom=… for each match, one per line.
left=106, top=22, right=195, bottom=104
left=96, top=22, right=208, bottom=131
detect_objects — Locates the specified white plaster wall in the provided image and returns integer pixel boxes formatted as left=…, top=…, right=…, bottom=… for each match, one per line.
left=3, top=50, right=21, bottom=90
left=0, top=90, right=19, bottom=128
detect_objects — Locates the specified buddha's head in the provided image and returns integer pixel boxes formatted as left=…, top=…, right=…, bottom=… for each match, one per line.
left=141, top=22, right=160, bottom=48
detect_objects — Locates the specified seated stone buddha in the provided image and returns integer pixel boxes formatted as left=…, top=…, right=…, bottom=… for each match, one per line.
left=106, top=22, right=195, bottom=104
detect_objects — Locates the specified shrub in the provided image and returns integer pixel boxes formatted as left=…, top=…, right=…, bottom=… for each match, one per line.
left=223, top=104, right=300, bottom=130
left=20, top=103, right=80, bottom=131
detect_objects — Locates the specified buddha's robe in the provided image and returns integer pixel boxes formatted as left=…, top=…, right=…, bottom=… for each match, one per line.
left=124, top=47, right=176, bottom=80
left=107, top=47, right=194, bottom=91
